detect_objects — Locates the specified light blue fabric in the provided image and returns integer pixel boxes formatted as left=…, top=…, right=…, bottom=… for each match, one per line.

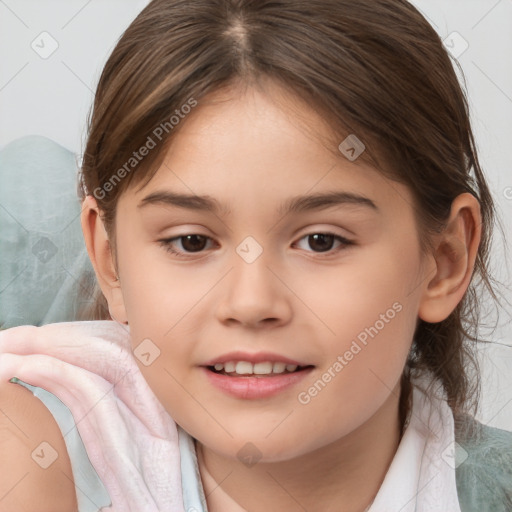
left=9, top=377, right=112, bottom=512
left=454, top=413, right=512, bottom=511
left=0, top=135, right=95, bottom=328
left=178, top=426, right=209, bottom=512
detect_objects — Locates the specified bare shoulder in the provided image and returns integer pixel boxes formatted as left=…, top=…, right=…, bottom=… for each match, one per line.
left=0, top=379, right=78, bottom=512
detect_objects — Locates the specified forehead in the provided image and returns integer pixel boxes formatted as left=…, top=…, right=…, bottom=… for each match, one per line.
left=169, top=81, right=338, bottom=164
left=122, top=82, right=413, bottom=221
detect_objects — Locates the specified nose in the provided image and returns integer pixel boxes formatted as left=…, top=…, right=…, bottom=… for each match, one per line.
left=214, top=250, right=293, bottom=329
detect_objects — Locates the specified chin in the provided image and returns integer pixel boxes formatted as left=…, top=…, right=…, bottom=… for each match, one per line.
left=193, top=427, right=318, bottom=464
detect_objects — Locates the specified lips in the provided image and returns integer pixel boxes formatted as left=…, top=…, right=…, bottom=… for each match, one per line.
left=202, top=365, right=314, bottom=399
left=201, top=351, right=314, bottom=398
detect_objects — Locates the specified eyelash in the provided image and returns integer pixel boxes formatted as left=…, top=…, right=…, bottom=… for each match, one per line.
left=158, top=232, right=354, bottom=259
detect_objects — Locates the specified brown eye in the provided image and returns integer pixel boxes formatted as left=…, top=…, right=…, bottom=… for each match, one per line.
left=179, top=234, right=208, bottom=252
left=294, top=232, right=353, bottom=255
left=159, top=234, right=214, bottom=258
left=307, top=234, right=335, bottom=252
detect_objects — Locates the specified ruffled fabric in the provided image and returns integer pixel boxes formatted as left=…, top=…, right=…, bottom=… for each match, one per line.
left=0, top=320, right=184, bottom=512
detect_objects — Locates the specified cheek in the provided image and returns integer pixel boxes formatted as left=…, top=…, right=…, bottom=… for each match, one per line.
left=117, top=245, right=207, bottom=411
left=119, top=241, right=207, bottom=332
left=129, top=326, right=198, bottom=426
left=291, top=243, right=420, bottom=415
left=294, top=239, right=420, bottom=354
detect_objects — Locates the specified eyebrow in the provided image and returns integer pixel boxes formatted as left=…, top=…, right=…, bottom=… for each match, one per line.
left=138, top=190, right=378, bottom=216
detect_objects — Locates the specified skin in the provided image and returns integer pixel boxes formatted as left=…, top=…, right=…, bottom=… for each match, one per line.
left=81, top=80, right=482, bottom=512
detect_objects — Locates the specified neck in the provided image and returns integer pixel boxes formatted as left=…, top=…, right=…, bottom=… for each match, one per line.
left=196, top=379, right=406, bottom=512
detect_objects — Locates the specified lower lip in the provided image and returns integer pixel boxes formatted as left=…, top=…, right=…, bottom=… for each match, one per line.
left=202, top=366, right=314, bottom=399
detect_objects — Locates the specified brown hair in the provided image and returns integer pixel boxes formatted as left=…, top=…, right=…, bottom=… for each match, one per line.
left=78, top=0, right=507, bottom=422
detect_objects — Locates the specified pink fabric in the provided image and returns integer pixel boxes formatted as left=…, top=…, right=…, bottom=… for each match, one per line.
left=0, top=320, right=185, bottom=512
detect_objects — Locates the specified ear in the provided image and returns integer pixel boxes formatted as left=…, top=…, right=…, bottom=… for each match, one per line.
left=418, top=193, right=482, bottom=323
left=80, top=195, right=128, bottom=324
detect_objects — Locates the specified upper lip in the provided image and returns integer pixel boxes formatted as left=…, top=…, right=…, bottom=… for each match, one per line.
left=202, top=351, right=310, bottom=367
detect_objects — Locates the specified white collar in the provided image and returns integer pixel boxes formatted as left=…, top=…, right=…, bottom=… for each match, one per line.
left=367, top=372, right=462, bottom=512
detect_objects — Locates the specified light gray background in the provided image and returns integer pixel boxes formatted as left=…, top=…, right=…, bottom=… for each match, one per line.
left=1, top=0, right=511, bottom=429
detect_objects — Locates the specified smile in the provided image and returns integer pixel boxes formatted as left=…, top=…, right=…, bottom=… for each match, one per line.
left=210, top=361, right=307, bottom=376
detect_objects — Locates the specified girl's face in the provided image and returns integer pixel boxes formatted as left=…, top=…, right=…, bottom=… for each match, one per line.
left=113, top=82, right=431, bottom=461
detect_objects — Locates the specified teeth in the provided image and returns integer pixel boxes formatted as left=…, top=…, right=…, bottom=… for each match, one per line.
left=211, top=361, right=302, bottom=375
left=253, top=362, right=273, bottom=374
left=272, top=362, right=286, bottom=374
left=235, top=361, right=253, bottom=374
left=224, top=361, right=236, bottom=373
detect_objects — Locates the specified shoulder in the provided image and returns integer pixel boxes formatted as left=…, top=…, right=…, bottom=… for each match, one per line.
left=0, top=379, right=78, bottom=512
left=454, top=413, right=512, bottom=512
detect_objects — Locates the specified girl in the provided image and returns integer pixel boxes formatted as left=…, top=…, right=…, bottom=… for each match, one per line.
left=1, top=0, right=511, bottom=511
